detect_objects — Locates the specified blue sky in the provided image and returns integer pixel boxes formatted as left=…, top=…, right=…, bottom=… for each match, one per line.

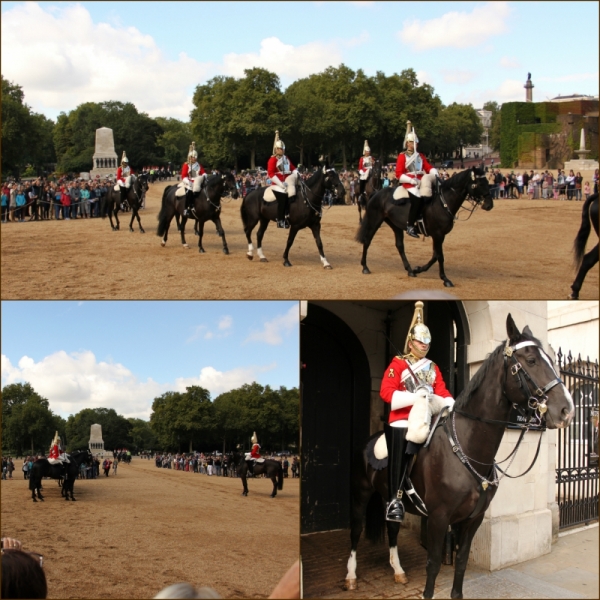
left=1, top=301, right=299, bottom=420
left=1, top=1, right=598, bottom=121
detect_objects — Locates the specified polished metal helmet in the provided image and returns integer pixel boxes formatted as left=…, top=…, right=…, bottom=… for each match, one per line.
left=404, top=301, right=431, bottom=357
left=121, top=151, right=129, bottom=165
left=273, top=130, right=285, bottom=154
left=188, top=141, right=198, bottom=162
left=363, top=140, right=370, bottom=154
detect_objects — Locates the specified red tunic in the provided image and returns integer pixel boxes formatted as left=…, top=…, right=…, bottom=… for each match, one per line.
left=395, top=152, right=434, bottom=188
left=358, top=156, right=372, bottom=175
left=181, top=162, right=206, bottom=179
left=49, top=444, right=60, bottom=460
left=250, top=444, right=261, bottom=459
left=380, top=356, right=452, bottom=424
left=116, top=166, right=134, bottom=184
left=267, top=155, right=296, bottom=186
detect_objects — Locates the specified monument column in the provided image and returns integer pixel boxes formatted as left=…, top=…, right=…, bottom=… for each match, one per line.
left=524, top=72, right=534, bottom=102
left=90, top=127, right=118, bottom=179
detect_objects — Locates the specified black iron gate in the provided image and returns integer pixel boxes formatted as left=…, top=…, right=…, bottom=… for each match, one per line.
left=556, top=348, right=599, bottom=529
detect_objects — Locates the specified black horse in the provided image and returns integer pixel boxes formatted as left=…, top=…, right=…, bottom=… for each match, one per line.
left=356, top=159, right=383, bottom=224
left=157, top=172, right=239, bottom=253
left=570, top=193, right=598, bottom=299
left=241, top=163, right=346, bottom=268
left=236, top=455, right=284, bottom=498
left=356, top=167, right=493, bottom=287
left=343, top=314, right=574, bottom=598
left=103, top=174, right=149, bottom=232
left=29, top=450, right=93, bottom=502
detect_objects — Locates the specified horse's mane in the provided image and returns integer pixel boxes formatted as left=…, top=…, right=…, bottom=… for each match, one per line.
left=304, top=167, right=326, bottom=188
left=453, top=329, right=542, bottom=410
left=439, top=167, right=486, bottom=192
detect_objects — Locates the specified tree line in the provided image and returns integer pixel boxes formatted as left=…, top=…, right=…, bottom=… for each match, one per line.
left=1, top=382, right=298, bottom=456
left=2, top=65, right=501, bottom=179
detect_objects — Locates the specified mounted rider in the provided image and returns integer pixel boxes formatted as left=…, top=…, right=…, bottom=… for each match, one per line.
left=245, top=431, right=265, bottom=473
left=395, top=121, right=439, bottom=238
left=267, top=130, right=299, bottom=229
left=181, top=142, right=207, bottom=217
left=379, top=301, right=454, bottom=522
left=116, top=151, right=135, bottom=207
left=47, top=431, right=70, bottom=466
left=358, top=140, right=374, bottom=203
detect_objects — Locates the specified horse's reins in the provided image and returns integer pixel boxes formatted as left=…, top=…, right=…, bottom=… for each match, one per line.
left=448, top=340, right=564, bottom=496
left=298, top=168, right=338, bottom=217
left=441, top=171, right=489, bottom=221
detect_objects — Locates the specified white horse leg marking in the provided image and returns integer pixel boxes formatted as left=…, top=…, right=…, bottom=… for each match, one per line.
left=161, top=240, right=166, bottom=247
left=320, top=255, right=331, bottom=268
left=247, top=243, right=254, bottom=258
left=257, top=247, right=266, bottom=260
left=390, top=546, right=408, bottom=583
left=346, top=550, right=357, bottom=580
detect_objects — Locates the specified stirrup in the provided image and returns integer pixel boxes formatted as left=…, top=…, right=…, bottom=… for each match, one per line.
left=406, top=225, right=419, bottom=239
left=385, top=499, right=405, bottom=522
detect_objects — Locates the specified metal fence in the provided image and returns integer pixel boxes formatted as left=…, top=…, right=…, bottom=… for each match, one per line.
left=556, top=349, right=599, bottom=530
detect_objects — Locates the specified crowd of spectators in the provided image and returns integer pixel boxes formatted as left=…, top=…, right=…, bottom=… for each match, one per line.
left=152, top=451, right=299, bottom=479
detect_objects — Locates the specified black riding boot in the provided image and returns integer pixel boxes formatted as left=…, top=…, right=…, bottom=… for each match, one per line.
left=385, top=423, right=409, bottom=522
left=359, top=179, right=367, bottom=204
left=184, top=190, right=195, bottom=217
left=275, top=191, right=289, bottom=229
left=406, top=195, right=422, bottom=238
left=119, top=186, right=128, bottom=210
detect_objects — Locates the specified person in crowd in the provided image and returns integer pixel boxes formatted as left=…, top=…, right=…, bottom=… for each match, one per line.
left=566, top=169, right=576, bottom=200
left=61, top=184, right=71, bottom=220
left=379, top=301, right=454, bottom=522
left=102, top=457, right=112, bottom=476
left=1, top=546, right=47, bottom=599
left=80, top=183, right=90, bottom=218
left=1, top=183, right=8, bottom=222
left=584, top=180, right=591, bottom=200
left=593, top=168, right=598, bottom=194
left=112, top=457, right=118, bottom=476
left=267, top=130, right=299, bottom=229
left=574, top=172, right=583, bottom=201
left=15, top=187, right=26, bottom=222
left=9, top=183, right=18, bottom=222
left=395, top=121, right=439, bottom=238
left=69, top=181, right=80, bottom=219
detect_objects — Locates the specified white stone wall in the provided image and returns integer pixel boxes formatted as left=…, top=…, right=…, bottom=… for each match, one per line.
left=547, top=301, right=599, bottom=363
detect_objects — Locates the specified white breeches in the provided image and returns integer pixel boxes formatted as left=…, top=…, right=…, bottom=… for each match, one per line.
left=419, top=173, right=436, bottom=197
left=271, top=171, right=298, bottom=197
left=359, top=168, right=371, bottom=181
left=184, top=174, right=206, bottom=192
left=119, top=176, right=132, bottom=188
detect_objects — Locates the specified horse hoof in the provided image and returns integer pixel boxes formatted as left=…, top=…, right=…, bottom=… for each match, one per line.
left=199, top=248, right=205, bottom=254
left=260, top=258, right=268, bottom=263
left=324, top=265, right=333, bottom=270
left=140, top=229, right=145, bottom=234
left=283, top=260, right=292, bottom=267
left=362, top=267, right=371, bottom=275
left=223, top=248, right=229, bottom=255
left=344, top=579, right=358, bottom=591
left=443, top=280, right=455, bottom=288
left=161, top=241, right=166, bottom=247
left=130, top=228, right=134, bottom=233
left=394, top=573, right=408, bottom=584
left=568, top=293, right=578, bottom=300
left=246, top=254, right=253, bottom=261
left=408, top=271, right=417, bottom=278
left=183, top=244, right=190, bottom=249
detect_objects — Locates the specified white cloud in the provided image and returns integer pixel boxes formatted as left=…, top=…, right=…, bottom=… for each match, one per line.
left=218, top=315, right=233, bottom=331
left=221, top=36, right=343, bottom=83
left=244, top=305, right=299, bottom=346
left=0, top=2, right=205, bottom=119
left=442, top=69, right=476, bottom=84
left=500, top=56, right=521, bottom=69
left=1, top=351, right=276, bottom=419
left=398, top=2, right=511, bottom=51
left=537, top=73, right=599, bottom=84
left=174, top=364, right=276, bottom=396
left=453, top=79, right=529, bottom=108
left=1, top=351, right=165, bottom=420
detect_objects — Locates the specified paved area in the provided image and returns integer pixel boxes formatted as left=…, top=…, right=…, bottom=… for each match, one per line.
left=301, top=524, right=598, bottom=599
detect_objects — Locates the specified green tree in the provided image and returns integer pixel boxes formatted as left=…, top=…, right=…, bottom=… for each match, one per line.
left=484, top=101, right=502, bottom=151
left=65, top=408, right=132, bottom=451
left=431, top=103, right=484, bottom=159
left=1, top=383, right=63, bottom=455
left=155, top=117, right=192, bottom=167
left=128, top=418, right=158, bottom=452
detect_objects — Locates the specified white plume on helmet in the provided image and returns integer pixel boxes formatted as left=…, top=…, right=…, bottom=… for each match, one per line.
left=363, top=140, right=370, bottom=154
left=403, top=120, right=419, bottom=149
left=251, top=431, right=259, bottom=445
left=121, top=151, right=129, bottom=164
left=273, top=130, right=285, bottom=154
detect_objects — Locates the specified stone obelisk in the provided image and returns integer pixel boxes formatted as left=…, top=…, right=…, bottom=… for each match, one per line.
left=89, top=423, right=105, bottom=456
left=564, top=127, right=599, bottom=172
left=89, top=127, right=118, bottom=179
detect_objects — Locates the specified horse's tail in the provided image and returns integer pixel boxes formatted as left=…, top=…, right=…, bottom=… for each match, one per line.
left=573, top=194, right=596, bottom=268
left=364, top=491, right=385, bottom=543
left=277, top=463, right=284, bottom=490
left=355, top=189, right=385, bottom=244
left=156, top=186, right=174, bottom=237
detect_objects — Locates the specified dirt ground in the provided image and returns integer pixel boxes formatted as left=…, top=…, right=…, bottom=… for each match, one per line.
left=1, top=182, right=597, bottom=300
left=0, top=458, right=299, bottom=599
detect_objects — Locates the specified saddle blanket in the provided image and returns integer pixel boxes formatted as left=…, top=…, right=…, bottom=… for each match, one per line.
left=244, top=453, right=265, bottom=463
left=264, top=185, right=297, bottom=202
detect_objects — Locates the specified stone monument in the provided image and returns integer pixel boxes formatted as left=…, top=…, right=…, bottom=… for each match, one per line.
left=564, top=127, right=599, bottom=172
left=524, top=72, right=534, bottom=102
left=89, top=127, right=118, bottom=179
left=89, top=423, right=105, bottom=456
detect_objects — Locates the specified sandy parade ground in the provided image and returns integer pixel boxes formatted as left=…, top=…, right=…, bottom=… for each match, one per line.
left=0, top=458, right=299, bottom=599
left=1, top=178, right=597, bottom=300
